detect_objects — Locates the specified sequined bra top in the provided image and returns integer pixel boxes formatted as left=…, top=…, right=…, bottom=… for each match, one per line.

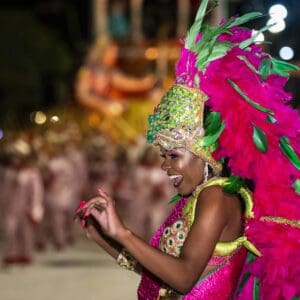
left=158, top=177, right=261, bottom=263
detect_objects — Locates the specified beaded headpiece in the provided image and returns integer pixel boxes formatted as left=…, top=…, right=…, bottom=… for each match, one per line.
left=147, top=84, right=223, bottom=172
left=147, top=0, right=300, bottom=298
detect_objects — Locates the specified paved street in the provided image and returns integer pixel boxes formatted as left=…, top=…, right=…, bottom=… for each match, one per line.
left=0, top=232, right=140, bottom=300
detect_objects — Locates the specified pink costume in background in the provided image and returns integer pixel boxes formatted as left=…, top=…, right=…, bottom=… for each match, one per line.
left=45, top=154, right=76, bottom=249
left=87, top=153, right=117, bottom=198
left=135, top=164, right=174, bottom=241
left=67, top=147, right=88, bottom=207
left=2, top=166, right=44, bottom=262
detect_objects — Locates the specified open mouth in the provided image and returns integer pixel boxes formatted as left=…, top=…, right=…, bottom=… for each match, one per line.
left=169, top=175, right=183, bottom=187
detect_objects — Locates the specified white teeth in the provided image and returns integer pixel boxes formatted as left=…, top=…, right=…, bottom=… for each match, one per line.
left=169, top=175, right=183, bottom=187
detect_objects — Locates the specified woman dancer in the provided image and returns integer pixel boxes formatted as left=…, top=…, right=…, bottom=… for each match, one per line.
left=76, top=1, right=300, bottom=299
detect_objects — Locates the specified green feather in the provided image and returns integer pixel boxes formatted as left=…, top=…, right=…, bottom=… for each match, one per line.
left=279, top=136, right=300, bottom=170
left=168, top=194, right=181, bottom=205
left=201, top=122, right=225, bottom=147
left=270, top=57, right=299, bottom=77
left=292, top=179, right=300, bottom=195
left=237, top=272, right=250, bottom=295
left=259, top=58, right=272, bottom=80
left=186, top=0, right=209, bottom=49
left=253, top=277, right=260, bottom=300
left=247, top=252, right=257, bottom=264
left=223, top=175, right=245, bottom=194
left=253, top=125, right=268, bottom=153
left=196, top=41, right=233, bottom=70
left=228, top=79, right=274, bottom=114
left=204, top=112, right=222, bottom=134
left=266, top=115, right=277, bottom=123
left=229, top=12, right=263, bottom=27
left=238, top=55, right=259, bottom=74
left=240, top=23, right=274, bottom=49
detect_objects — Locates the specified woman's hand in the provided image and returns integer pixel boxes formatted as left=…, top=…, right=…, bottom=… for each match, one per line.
left=75, top=188, right=127, bottom=241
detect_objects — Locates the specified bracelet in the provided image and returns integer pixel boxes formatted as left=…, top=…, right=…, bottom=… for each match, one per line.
left=116, top=248, right=137, bottom=271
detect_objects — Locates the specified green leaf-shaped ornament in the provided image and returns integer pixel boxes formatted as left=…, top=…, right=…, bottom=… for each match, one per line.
left=253, top=277, right=260, bottom=300
left=253, top=125, right=268, bottom=153
left=270, top=57, right=299, bottom=77
left=266, top=115, right=277, bottom=123
left=292, top=179, right=300, bottom=195
left=223, top=175, right=246, bottom=194
left=204, top=112, right=221, bottom=135
left=279, top=136, right=300, bottom=170
left=228, top=79, right=274, bottom=114
left=240, top=23, right=274, bottom=49
left=186, top=0, right=209, bottom=49
left=238, top=55, right=258, bottom=74
left=197, top=41, right=233, bottom=70
left=201, top=122, right=225, bottom=147
left=229, top=12, right=263, bottom=28
left=259, top=58, right=272, bottom=80
left=168, top=194, right=181, bottom=205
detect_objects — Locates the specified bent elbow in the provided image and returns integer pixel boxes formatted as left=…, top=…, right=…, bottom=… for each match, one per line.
left=174, top=276, right=199, bottom=295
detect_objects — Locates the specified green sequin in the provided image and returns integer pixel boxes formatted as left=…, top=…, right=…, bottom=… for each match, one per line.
left=148, top=115, right=154, bottom=124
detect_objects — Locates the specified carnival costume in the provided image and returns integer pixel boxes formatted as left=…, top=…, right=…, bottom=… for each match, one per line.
left=119, top=0, right=300, bottom=299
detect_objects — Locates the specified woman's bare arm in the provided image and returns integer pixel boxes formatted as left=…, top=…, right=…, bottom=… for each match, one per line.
left=86, top=186, right=229, bottom=294
left=85, top=217, right=121, bottom=260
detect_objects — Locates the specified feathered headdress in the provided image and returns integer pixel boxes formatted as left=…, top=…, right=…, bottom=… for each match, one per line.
left=147, top=0, right=300, bottom=298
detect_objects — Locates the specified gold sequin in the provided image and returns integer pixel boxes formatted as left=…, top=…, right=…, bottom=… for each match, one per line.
left=260, top=216, right=300, bottom=229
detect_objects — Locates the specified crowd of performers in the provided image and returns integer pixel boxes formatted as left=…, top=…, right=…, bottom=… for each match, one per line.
left=0, top=123, right=175, bottom=266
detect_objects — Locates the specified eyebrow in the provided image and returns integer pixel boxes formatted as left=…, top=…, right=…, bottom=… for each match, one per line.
left=168, top=149, right=183, bottom=155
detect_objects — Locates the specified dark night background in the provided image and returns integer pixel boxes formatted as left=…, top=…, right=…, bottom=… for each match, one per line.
left=0, top=0, right=299, bottom=129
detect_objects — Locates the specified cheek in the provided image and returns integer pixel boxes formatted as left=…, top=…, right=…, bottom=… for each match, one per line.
left=187, top=160, right=205, bottom=183
left=175, top=154, right=193, bottom=171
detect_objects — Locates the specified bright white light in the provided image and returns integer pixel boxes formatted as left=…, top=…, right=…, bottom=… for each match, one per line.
left=34, top=111, right=47, bottom=125
left=50, top=115, right=60, bottom=123
left=269, top=4, right=288, bottom=20
left=252, top=30, right=265, bottom=43
left=267, top=18, right=286, bottom=33
left=279, top=46, right=294, bottom=60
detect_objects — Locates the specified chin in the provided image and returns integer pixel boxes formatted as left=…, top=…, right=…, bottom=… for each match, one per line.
left=177, top=187, right=193, bottom=197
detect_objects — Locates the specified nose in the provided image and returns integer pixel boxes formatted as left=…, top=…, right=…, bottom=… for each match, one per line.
left=161, top=159, right=170, bottom=172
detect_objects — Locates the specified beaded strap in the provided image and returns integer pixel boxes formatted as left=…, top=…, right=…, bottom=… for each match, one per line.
left=183, top=177, right=261, bottom=257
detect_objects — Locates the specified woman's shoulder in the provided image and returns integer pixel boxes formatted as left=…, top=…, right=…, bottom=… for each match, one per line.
left=196, top=178, right=229, bottom=203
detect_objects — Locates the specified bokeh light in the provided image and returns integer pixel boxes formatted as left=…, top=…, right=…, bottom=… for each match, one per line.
left=267, top=18, right=286, bottom=33
left=145, top=47, right=158, bottom=60
left=269, top=4, right=288, bottom=20
left=50, top=115, right=60, bottom=123
left=34, top=111, right=47, bottom=125
left=252, top=30, right=265, bottom=43
left=279, top=46, right=294, bottom=60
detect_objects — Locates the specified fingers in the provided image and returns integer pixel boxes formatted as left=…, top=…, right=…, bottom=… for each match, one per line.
left=73, top=199, right=100, bottom=228
left=73, top=201, right=87, bottom=226
left=86, top=196, right=107, bottom=212
left=73, top=187, right=113, bottom=230
left=98, top=187, right=116, bottom=207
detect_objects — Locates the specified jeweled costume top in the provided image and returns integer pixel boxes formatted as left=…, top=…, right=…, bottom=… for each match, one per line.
left=138, top=177, right=259, bottom=299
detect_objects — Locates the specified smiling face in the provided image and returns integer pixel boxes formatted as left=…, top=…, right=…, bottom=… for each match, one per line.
left=160, top=147, right=205, bottom=196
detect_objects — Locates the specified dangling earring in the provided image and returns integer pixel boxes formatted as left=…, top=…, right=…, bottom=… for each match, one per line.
left=204, top=162, right=209, bottom=183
